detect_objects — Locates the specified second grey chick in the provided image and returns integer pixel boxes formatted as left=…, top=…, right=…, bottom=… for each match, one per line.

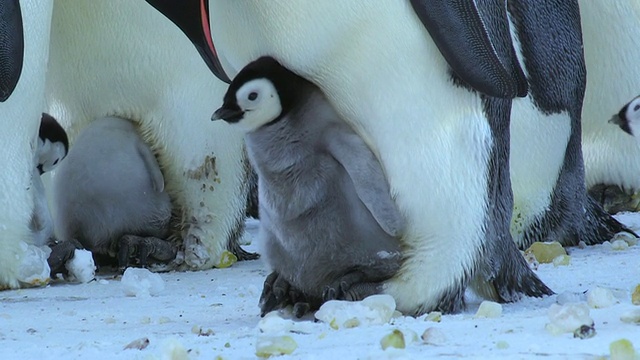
left=52, top=116, right=176, bottom=270
left=212, top=56, right=405, bottom=317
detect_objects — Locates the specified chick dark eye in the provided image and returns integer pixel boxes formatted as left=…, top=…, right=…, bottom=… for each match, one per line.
left=248, top=92, right=258, bottom=101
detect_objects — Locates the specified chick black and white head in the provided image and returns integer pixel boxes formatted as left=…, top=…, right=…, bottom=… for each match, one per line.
left=609, top=95, right=640, bottom=137
left=211, top=56, right=309, bottom=132
left=37, top=113, right=69, bottom=174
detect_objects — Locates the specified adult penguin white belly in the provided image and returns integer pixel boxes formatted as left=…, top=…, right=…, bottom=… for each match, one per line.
left=507, top=1, right=629, bottom=249
left=45, top=0, right=256, bottom=270
left=579, top=1, right=640, bottom=213
left=151, top=0, right=553, bottom=315
left=0, top=0, right=54, bottom=288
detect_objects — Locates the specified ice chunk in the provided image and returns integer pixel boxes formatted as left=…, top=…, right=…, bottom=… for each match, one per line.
left=160, top=338, right=189, bottom=360
left=255, top=335, right=297, bottom=357
left=257, top=312, right=315, bottom=335
left=65, top=249, right=95, bottom=283
left=380, top=329, right=405, bottom=350
left=315, top=294, right=396, bottom=329
left=556, top=291, right=586, bottom=305
left=610, top=339, right=637, bottom=360
left=611, top=232, right=638, bottom=247
left=611, top=240, right=630, bottom=251
left=525, top=242, right=567, bottom=264
left=620, top=309, right=640, bottom=324
left=475, top=301, right=502, bottom=318
left=424, top=311, right=442, bottom=323
left=121, top=267, right=165, bottom=297
left=633, top=285, right=640, bottom=305
left=16, top=243, right=51, bottom=286
left=421, top=327, right=446, bottom=346
left=545, top=303, right=593, bottom=335
left=587, top=287, right=617, bottom=309
left=552, top=255, right=571, bottom=267
left=216, top=250, right=237, bottom=269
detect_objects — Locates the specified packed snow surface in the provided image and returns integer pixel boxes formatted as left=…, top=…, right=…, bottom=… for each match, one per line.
left=1, top=217, right=639, bottom=359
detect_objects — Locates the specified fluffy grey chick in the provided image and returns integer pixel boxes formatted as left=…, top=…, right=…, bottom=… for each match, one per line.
left=52, top=116, right=175, bottom=270
left=212, top=56, right=405, bottom=317
left=32, top=113, right=69, bottom=247
left=609, top=95, right=640, bottom=137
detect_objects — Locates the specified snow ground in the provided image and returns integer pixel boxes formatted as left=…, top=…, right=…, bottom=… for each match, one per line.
left=1, top=217, right=639, bottom=360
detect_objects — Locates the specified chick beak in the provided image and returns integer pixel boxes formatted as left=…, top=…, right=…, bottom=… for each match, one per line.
left=211, top=106, right=244, bottom=123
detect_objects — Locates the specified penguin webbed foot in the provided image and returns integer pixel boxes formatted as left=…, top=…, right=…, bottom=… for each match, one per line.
left=117, top=234, right=177, bottom=270
left=47, top=238, right=84, bottom=277
left=259, top=271, right=290, bottom=316
left=228, top=238, right=260, bottom=261
left=259, top=271, right=313, bottom=318
left=491, top=250, right=555, bottom=303
left=323, top=272, right=384, bottom=302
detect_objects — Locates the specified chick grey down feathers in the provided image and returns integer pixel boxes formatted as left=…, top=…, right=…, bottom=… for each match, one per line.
left=213, top=56, right=405, bottom=316
left=52, top=116, right=175, bottom=268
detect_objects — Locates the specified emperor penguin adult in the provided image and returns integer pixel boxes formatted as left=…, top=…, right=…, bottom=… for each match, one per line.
left=579, top=1, right=640, bottom=213
left=213, top=56, right=405, bottom=316
left=506, top=1, right=631, bottom=249
left=0, top=0, right=54, bottom=288
left=148, top=0, right=553, bottom=315
left=44, top=0, right=257, bottom=273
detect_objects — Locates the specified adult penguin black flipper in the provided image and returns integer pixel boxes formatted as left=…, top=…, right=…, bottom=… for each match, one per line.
left=144, top=0, right=231, bottom=84
left=0, top=0, right=24, bottom=102
left=410, top=0, right=527, bottom=99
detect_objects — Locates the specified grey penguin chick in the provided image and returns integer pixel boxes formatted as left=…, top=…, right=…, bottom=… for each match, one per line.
left=52, top=116, right=176, bottom=270
left=609, top=95, right=640, bottom=137
left=212, top=56, right=405, bottom=317
left=32, top=113, right=69, bottom=247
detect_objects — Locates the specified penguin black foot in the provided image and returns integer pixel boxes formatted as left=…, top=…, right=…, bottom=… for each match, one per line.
left=323, top=272, right=384, bottom=302
left=578, top=195, right=638, bottom=246
left=588, top=183, right=640, bottom=214
left=259, top=271, right=315, bottom=317
left=117, top=234, right=177, bottom=270
left=492, top=242, right=554, bottom=303
left=228, top=240, right=260, bottom=261
left=259, top=271, right=290, bottom=316
left=474, top=234, right=554, bottom=306
left=226, top=216, right=260, bottom=261
left=47, top=238, right=84, bottom=276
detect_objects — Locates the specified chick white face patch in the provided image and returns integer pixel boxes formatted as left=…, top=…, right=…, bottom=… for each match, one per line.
left=234, top=78, right=283, bottom=132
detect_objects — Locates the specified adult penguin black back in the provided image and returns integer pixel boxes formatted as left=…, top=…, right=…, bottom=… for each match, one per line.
left=506, top=0, right=633, bottom=250
left=0, top=0, right=24, bottom=102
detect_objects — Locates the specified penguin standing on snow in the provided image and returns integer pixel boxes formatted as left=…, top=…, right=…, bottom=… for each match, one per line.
left=506, top=1, right=632, bottom=250
left=52, top=116, right=176, bottom=270
left=43, top=0, right=256, bottom=277
left=148, top=0, right=553, bottom=315
left=212, top=56, right=404, bottom=317
left=579, top=1, right=640, bottom=213
left=0, top=0, right=54, bottom=288
left=31, top=113, right=68, bottom=248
